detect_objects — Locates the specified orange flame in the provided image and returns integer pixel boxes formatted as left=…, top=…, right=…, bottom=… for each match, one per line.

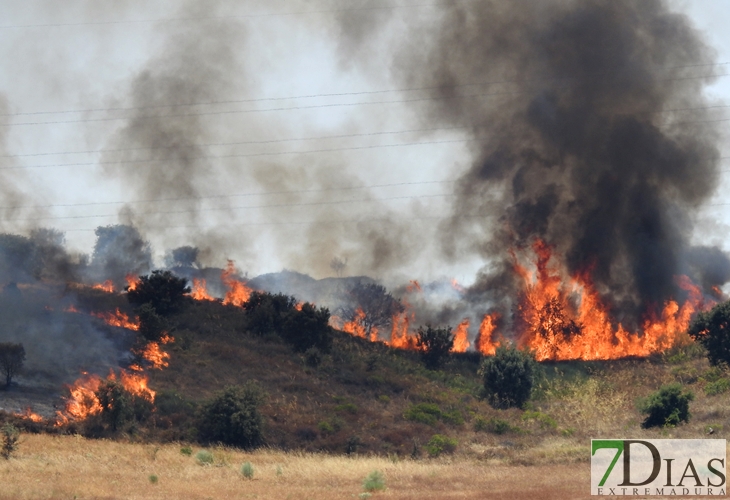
left=64, top=304, right=80, bottom=313
left=92, top=308, right=140, bottom=331
left=15, top=408, right=44, bottom=423
left=476, top=313, right=501, bottom=356
left=515, top=239, right=706, bottom=361
left=56, top=369, right=155, bottom=425
left=341, top=307, right=369, bottom=339
left=221, top=260, right=253, bottom=307
left=451, top=319, right=470, bottom=352
left=451, top=279, right=466, bottom=294
left=92, top=280, right=115, bottom=293
left=125, top=274, right=140, bottom=292
left=136, top=335, right=174, bottom=370
left=191, top=278, right=214, bottom=301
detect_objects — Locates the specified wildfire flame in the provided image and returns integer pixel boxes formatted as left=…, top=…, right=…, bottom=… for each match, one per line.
left=221, top=260, right=253, bottom=307
left=135, top=334, right=174, bottom=370
left=125, top=274, right=140, bottom=292
left=191, top=278, right=214, bottom=301
left=451, top=319, right=470, bottom=353
left=15, top=408, right=44, bottom=423
left=92, top=308, right=140, bottom=331
left=56, top=370, right=155, bottom=425
left=92, top=280, right=115, bottom=293
left=476, top=313, right=501, bottom=356
left=514, top=239, right=707, bottom=361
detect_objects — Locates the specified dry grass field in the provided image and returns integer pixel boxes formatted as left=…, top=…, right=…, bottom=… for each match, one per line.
left=0, top=434, right=590, bottom=500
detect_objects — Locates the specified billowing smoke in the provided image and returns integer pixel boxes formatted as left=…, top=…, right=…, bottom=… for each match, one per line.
left=339, top=0, right=729, bottom=327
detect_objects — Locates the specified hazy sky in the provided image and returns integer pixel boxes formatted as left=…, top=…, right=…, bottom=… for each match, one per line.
left=0, top=0, right=727, bottom=285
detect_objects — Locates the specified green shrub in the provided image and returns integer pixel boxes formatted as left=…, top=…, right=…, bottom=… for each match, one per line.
left=704, top=378, right=730, bottom=396
left=440, top=409, right=464, bottom=426
left=304, top=347, right=322, bottom=367
left=196, top=450, right=214, bottom=465
left=479, top=345, right=536, bottom=409
left=126, top=270, right=190, bottom=315
left=317, top=421, right=334, bottom=434
left=403, top=403, right=442, bottom=426
left=639, top=383, right=694, bottom=428
left=96, top=379, right=133, bottom=432
left=241, top=462, right=254, bottom=479
left=425, top=434, right=457, bottom=457
left=180, top=446, right=193, bottom=456
left=243, top=291, right=298, bottom=336
left=137, top=303, right=168, bottom=343
left=197, top=384, right=265, bottom=449
left=688, top=300, right=730, bottom=366
left=474, top=416, right=512, bottom=434
left=148, top=474, right=158, bottom=484
left=362, top=470, right=386, bottom=492
left=281, top=303, right=333, bottom=353
left=334, top=403, right=358, bottom=414
left=1, top=424, right=19, bottom=460
left=416, top=325, right=454, bottom=370
left=522, top=411, right=557, bottom=430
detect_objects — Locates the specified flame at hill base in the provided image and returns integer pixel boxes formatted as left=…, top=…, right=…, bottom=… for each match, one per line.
left=513, top=240, right=709, bottom=361
left=92, top=308, right=140, bottom=331
left=221, top=260, right=253, bottom=306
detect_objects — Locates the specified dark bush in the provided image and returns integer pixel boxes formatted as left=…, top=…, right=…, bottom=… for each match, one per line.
left=137, top=303, right=168, bottom=342
left=688, top=300, right=730, bottom=367
left=416, top=325, right=454, bottom=370
left=127, top=270, right=190, bottom=315
left=479, top=345, right=536, bottom=409
left=639, top=383, right=694, bottom=429
left=243, top=291, right=297, bottom=336
left=0, top=342, right=25, bottom=388
left=304, top=347, right=322, bottom=368
left=281, top=303, right=332, bottom=353
left=96, top=379, right=133, bottom=432
left=198, top=384, right=265, bottom=449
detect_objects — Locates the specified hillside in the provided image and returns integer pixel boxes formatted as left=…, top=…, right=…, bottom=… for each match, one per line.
left=2, top=283, right=729, bottom=463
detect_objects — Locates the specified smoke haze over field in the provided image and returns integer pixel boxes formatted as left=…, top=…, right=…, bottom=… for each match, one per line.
left=0, top=1, right=727, bottom=330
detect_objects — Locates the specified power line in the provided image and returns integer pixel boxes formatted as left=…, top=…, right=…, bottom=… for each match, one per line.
left=0, top=125, right=472, bottom=159
left=0, top=179, right=457, bottom=210
left=0, top=138, right=475, bottom=171
left=4, top=69, right=729, bottom=119
left=5, top=193, right=455, bottom=222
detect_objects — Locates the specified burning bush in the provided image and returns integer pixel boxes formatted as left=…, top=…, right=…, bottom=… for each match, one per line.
left=197, top=384, right=265, bottom=450
left=345, top=282, right=404, bottom=339
left=688, top=300, right=730, bottom=367
left=416, top=325, right=453, bottom=370
left=96, top=379, right=133, bottom=432
left=479, top=345, right=537, bottom=409
left=639, top=383, right=694, bottom=429
left=281, top=303, right=332, bottom=353
left=126, top=270, right=190, bottom=315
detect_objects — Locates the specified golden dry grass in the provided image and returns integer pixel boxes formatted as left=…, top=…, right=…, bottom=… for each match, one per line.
left=0, top=434, right=591, bottom=500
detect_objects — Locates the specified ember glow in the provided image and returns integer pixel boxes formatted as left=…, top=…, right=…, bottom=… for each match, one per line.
left=92, top=280, right=115, bottom=293
left=92, top=308, right=140, bottom=331
left=15, top=408, right=44, bottom=423
left=221, top=260, right=253, bottom=307
left=514, top=240, right=706, bottom=361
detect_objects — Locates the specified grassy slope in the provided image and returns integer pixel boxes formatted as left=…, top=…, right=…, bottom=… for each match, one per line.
left=141, top=296, right=730, bottom=462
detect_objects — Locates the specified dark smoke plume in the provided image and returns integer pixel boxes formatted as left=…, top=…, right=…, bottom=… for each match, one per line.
left=346, top=0, right=729, bottom=326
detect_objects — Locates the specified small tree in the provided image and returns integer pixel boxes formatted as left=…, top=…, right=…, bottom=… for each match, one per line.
left=96, top=379, right=132, bottom=432
left=1, top=424, right=19, bottom=459
left=127, top=270, right=190, bottom=315
left=479, top=345, right=536, bottom=409
left=688, top=300, right=730, bottom=367
left=639, top=383, right=694, bottom=428
left=198, top=384, right=265, bottom=450
left=347, top=282, right=404, bottom=339
left=416, top=325, right=454, bottom=370
left=137, top=303, right=168, bottom=342
left=0, top=343, right=25, bottom=389
left=281, top=303, right=332, bottom=353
